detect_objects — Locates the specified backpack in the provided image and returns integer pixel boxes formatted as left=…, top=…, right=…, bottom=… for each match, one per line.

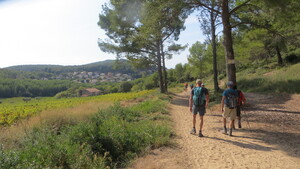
left=193, top=87, right=206, bottom=106
left=226, top=90, right=237, bottom=109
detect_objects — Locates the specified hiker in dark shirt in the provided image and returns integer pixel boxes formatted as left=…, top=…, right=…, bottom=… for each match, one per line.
left=233, top=85, right=246, bottom=129
left=190, top=84, right=194, bottom=90
left=189, top=79, right=209, bottom=137
left=184, top=83, right=188, bottom=92
left=221, top=81, right=239, bottom=136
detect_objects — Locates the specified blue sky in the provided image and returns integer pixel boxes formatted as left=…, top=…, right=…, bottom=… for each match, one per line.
left=0, top=0, right=205, bottom=68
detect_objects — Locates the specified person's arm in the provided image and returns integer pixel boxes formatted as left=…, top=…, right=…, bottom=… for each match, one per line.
left=221, top=96, right=225, bottom=113
left=241, top=92, right=246, bottom=105
left=189, top=92, right=193, bottom=112
left=205, top=91, right=209, bottom=107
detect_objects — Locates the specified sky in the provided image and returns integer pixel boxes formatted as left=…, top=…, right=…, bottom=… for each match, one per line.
left=0, top=0, right=205, bottom=69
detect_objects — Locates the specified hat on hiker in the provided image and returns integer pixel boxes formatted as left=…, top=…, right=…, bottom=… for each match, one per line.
left=227, top=81, right=234, bottom=86
left=196, top=79, right=202, bottom=84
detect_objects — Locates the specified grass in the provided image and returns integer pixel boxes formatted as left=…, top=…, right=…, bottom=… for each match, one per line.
left=0, top=90, right=155, bottom=126
left=0, top=93, right=171, bottom=169
left=237, top=63, right=300, bottom=94
left=0, top=101, right=113, bottom=149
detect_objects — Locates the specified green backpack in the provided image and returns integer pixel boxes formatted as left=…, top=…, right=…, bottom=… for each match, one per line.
left=193, top=87, right=206, bottom=106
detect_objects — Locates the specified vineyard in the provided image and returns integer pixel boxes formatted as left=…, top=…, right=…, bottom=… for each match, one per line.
left=0, top=90, right=154, bottom=126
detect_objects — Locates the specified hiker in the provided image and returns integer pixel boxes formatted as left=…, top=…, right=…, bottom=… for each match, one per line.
left=233, top=85, right=246, bottom=128
left=190, top=84, right=194, bottom=90
left=184, top=83, right=189, bottom=91
left=201, top=83, right=207, bottom=92
left=221, top=81, right=239, bottom=136
left=189, top=79, right=209, bottom=137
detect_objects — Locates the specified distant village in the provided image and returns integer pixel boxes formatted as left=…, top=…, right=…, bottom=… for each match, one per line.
left=40, top=71, right=133, bottom=84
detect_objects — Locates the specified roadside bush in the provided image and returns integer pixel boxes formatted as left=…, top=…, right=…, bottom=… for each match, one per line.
left=0, top=127, right=107, bottom=169
left=69, top=101, right=170, bottom=168
left=119, top=82, right=133, bottom=93
left=1, top=96, right=171, bottom=169
left=131, top=82, right=143, bottom=92
left=285, top=54, right=300, bottom=64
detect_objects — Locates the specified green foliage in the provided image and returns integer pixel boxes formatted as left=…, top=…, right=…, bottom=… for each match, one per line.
left=0, top=90, right=154, bottom=126
left=186, top=40, right=225, bottom=81
left=98, top=0, right=189, bottom=93
left=6, top=59, right=139, bottom=77
left=55, top=86, right=85, bottom=99
left=0, top=59, right=155, bottom=98
left=187, top=41, right=210, bottom=78
left=0, top=78, right=77, bottom=98
left=285, top=53, right=300, bottom=64
left=118, top=82, right=133, bottom=93
left=0, top=95, right=171, bottom=168
left=238, top=63, right=300, bottom=93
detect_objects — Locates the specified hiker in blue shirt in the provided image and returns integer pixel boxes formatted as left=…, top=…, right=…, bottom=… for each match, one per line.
left=189, top=79, right=209, bottom=137
left=221, top=81, right=239, bottom=136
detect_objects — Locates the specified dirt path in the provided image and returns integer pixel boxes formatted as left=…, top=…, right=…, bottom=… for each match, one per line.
left=129, top=91, right=300, bottom=169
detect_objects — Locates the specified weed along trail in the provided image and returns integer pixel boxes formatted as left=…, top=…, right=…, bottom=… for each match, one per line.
left=129, top=91, right=300, bottom=169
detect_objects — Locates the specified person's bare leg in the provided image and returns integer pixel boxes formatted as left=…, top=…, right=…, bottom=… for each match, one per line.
left=229, top=120, right=234, bottom=136
left=232, top=119, right=236, bottom=129
left=199, top=115, right=204, bottom=131
left=190, top=114, right=197, bottom=134
left=238, top=116, right=242, bottom=128
left=198, top=115, right=204, bottom=137
left=193, top=114, right=197, bottom=128
left=229, top=120, right=234, bottom=128
left=223, top=118, right=226, bottom=128
left=222, top=118, right=227, bottom=134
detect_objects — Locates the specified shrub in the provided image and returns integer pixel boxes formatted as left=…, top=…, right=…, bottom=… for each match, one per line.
left=0, top=95, right=171, bottom=168
left=285, top=54, right=300, bottom=64
left=69, top=101, right=171, bottom=168
left=119, top=82, right=133, bottom=93
left=131, top=83, right=143, bottom=92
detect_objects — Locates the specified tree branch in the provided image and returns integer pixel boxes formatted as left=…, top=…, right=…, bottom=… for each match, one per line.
left=231, top=21, right=285, bottom=38
left=229, top=0, right=252, bottom=15
left=190, top=0, right=221, bottom=15
left=139, top=49, right=156, bottom=55
left=162, top=29, right=175, bottom=42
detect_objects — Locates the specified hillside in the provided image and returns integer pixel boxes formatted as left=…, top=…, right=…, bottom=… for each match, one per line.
left=4, top=59, right=151, bottom=78
left=1, top=59, right=156, bottom=84
left=237, top=63, right=300, bottom=94
left=0, top=59, right=156, bottom=98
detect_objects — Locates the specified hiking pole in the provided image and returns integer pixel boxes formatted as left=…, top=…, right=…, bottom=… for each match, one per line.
left=241, top=106, right=250, bottom=129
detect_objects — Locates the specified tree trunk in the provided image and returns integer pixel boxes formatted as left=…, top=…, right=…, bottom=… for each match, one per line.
left=210, top=8, right=220, bottom=92
left=221, top=0, right=237, bottom=86
left=157, top=41, right=165, bottom=93
left=275, top=45, right=283, bottom=65
left=161, top=42, right=168, bottom=92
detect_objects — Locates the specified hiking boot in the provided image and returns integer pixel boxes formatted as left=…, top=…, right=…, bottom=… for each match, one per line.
left=198, top=131, right=204, bottom=137
left=222, top=128, right=227, bottom=135
left=229, top=129, right=233, bottom=136
left=238, top=122, right=242, bottom=128
left=190, top=127, right=196, bottom=135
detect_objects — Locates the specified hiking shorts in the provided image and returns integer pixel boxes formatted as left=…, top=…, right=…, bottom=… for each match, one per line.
left=236, top=106, right=241, bottom=117
left=223, top=107, right=236, bottom=120
left=192, top=105, right=206, bottom=116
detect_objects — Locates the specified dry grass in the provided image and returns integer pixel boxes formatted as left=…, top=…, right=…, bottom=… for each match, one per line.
left=0, top=101, right=112, bottom=149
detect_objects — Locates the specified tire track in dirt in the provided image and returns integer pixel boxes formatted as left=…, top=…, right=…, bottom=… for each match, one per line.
left=129, top=91, right=300, bottom=169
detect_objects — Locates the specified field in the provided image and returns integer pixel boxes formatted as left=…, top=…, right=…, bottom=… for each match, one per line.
left=0, top=90, right=154, bottom=126
left=0, top=89, right=172, bottom=169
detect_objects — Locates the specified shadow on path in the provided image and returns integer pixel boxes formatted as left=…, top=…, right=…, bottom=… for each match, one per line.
left=208, top=136, right=275, bottom=152
left=171, top=91, right=300, bottom=159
